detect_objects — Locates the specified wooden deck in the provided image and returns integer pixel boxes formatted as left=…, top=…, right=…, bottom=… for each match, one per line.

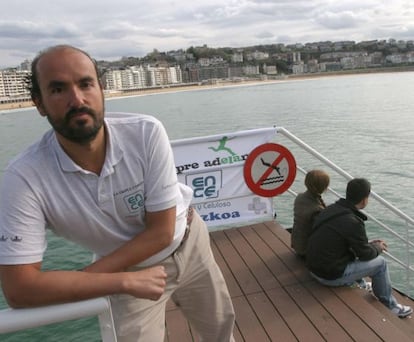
left=164, top=220, right=414, bottom=341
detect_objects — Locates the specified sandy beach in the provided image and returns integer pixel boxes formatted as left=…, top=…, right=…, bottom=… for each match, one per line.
left=0, top=100, right=34, bottom=111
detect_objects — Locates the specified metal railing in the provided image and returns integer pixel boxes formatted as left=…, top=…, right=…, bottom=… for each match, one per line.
left=1, top=126, right=413, bottom=340
left=0, top=297, right=117, bottom=341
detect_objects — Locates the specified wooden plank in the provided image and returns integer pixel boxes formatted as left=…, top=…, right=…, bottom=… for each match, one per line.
left=255, top=222, right=312, bottom=283
left=210, top=238, right=243, bottom=298
left=265, top=287, right=324, bottom=341
left=232, top=296, right=271, bottom=341
left=334, top=286, right=413, bottom=342
left=232, top=324, right=243, bottom=342
left=303, top=281, right=382, bottom=342
left=238, top=225, right=299, bottom=286
left=211, top=229, right=261, bottom=295
left=246, top=292, right=297, bottom=341
left=265, top=220, right=294, bottom=248
left=224, top=228, right=281, bottom=291
left=284, top=283, right=353, bottom=342
left=378, top=291, right=414, bottom=337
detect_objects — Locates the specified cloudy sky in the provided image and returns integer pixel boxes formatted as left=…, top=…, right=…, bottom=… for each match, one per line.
left=1, top=0, right=413, bottom=68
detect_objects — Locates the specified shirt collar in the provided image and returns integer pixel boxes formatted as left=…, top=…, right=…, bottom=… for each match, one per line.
left=52, top=120, right=124, bottom=175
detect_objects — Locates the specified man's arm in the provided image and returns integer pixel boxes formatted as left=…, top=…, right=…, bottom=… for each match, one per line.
left=0, top=207, right=175, bottom=308
left=0, top=207, right=174, bottom=308
left=347, top=221, right=382, bottom=260
left=0, top=262, right=166, bottom=308
left=83, top=206, right=177, bottom=273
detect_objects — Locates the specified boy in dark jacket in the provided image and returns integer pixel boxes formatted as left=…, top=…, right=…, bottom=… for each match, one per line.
left=306, top=178, right=412, bottom=318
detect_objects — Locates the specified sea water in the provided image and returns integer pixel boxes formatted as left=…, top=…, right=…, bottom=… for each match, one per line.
left=0, top=72, right=413, bottom=341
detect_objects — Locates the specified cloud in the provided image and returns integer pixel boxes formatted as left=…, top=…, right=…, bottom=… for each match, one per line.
left=255, top=31, right=275, bottom=39
left=0, top=21, right=79, bottom=39
left=0, top=0, right=412, bottom=68
left=315, top=11, right=366, bottom=30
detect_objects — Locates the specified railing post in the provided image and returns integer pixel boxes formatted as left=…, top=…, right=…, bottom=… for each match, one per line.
left=405, top=220, right=412, bottom=294
left=98, top=297, right=118, bottom=342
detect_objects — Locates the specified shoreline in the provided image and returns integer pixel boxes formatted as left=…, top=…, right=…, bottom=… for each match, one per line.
left=1, top=66, right=413, bottom=112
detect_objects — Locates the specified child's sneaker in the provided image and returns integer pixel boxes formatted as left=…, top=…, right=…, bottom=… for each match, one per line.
left=352, top=279, right=372, bottom=292
left=391, top=304, right=413, bottom=318
left=360, top=281, right=372, bottom=292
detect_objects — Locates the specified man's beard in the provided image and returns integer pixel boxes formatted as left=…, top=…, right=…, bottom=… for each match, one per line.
left=46, top=106, right=104, bottom=144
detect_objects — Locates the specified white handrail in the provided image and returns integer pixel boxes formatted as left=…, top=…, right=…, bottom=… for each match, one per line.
left=0, top=297, right=117, bottom=341
left=276, top=127, right=414, bottom=225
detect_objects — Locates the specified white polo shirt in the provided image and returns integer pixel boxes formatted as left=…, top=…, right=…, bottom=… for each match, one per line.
left=0, top=113, right=193, bottom=266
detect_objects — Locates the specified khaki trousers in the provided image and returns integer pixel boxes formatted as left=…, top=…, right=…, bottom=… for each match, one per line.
left=110, top=211, right=236, bottom=341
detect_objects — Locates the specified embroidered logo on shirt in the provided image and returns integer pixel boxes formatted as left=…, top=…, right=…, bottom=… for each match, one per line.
left=124, top=190, right=145, bottom=213
left=0, top=235, right=22, bottom=242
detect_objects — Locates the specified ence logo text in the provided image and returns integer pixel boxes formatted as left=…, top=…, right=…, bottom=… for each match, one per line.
left=124, top=190, right=145, bottom=213
left=186, top=171, right=222, bottom=199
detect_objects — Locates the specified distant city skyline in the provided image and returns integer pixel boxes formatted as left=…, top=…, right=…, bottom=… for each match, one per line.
left=1, top=0, right=413, bottom=68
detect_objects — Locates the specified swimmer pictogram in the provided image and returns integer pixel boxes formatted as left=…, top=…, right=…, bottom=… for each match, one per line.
left=243, top=143, right=296, bottom=197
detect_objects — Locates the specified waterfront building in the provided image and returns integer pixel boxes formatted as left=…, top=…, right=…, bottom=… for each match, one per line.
left=263, top=65, right=277, bottom=75
left=291, top=62, right=305, bottom=74
left=231, top=51, right=244, bottom=63
left=103, top=65, right=183, bottom=90
left=287, top=52, right=301, bottom=63
left=242, top=65, right=260, bottom=76
left=199, top=65, right=229, bottom=81
left=130, top=66, right=147, bottom=88
left=0, top=69, right=31, bottom=104
left=246, top=50, right=269, bottom=61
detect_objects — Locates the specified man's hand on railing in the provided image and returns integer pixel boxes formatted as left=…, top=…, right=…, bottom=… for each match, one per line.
left=0, top=262, right=167, bottom=308
left=370, top=239, right=388, bottom=252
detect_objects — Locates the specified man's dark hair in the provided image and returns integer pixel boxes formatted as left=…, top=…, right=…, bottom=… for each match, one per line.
left=26, top=45, right=101, bottom=102
left=346, top=178, right=371, bottom=205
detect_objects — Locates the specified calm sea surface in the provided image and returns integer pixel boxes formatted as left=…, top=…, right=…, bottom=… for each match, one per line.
left=1, top=72, right=413, bottom=341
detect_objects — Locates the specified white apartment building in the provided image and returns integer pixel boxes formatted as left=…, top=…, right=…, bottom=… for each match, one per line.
left=0, top=69, right=30, bottom=98
left=231, top=52, right=244, bottom=63
left=103, top=65, right=183, bottom=90
left=242, top=65, right=260, bottom=75
left=263, top=64, right=277, bottom=75
left=147, top=66, right=168, bottom=86
left=291, top=62, right=305, bottom=74
left=385, top=52, right=414, bottom=64
left=167, top=66, right=182, bottom=84
left=246, top=51, right=269, bottom=61
left=131, top=66, right=148, bottom=88
left=198, top=56, right=225, bottom=66
left=119, top=69, right=134, bottom=89
left=104, top=67, right=147, bottom=90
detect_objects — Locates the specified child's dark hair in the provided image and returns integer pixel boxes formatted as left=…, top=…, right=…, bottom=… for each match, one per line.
left=304, top=169, right=330, bottom=195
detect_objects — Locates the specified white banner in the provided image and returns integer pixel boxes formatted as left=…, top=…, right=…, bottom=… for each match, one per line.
left=171, top=127, right=278, bottom=230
